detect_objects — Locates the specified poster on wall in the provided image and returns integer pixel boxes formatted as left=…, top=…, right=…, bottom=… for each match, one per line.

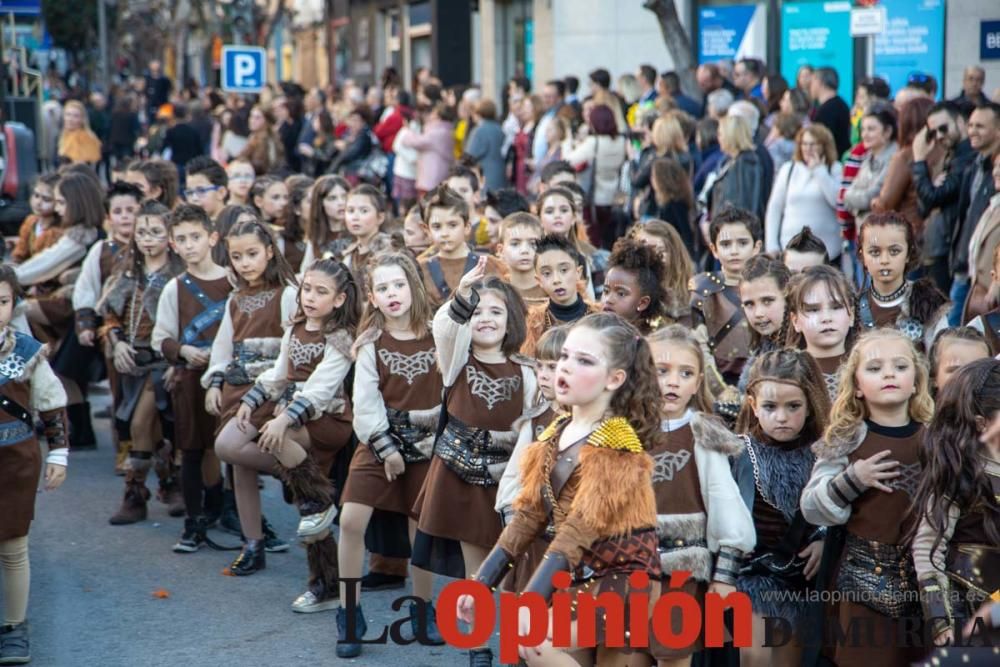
left=698, top=4, right=768, bottom=65
left=874, top=0, right=945, bottom=97
left=781, top=1, right=853, bottom=101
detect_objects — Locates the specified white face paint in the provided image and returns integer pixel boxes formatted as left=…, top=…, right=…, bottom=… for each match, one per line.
left=792, top=282, right=853, bottom=357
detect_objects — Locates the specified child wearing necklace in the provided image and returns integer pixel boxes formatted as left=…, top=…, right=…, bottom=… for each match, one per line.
left=856, top=211, right=949, bottom=352
left=100, top=201, right=185, bottom=525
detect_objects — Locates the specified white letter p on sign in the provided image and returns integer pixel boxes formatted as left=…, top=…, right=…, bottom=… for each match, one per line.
left=234, top=54, right=256, bottom=85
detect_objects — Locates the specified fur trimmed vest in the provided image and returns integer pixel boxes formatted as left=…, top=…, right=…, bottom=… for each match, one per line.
left=656, top=413, right=748, bottom=582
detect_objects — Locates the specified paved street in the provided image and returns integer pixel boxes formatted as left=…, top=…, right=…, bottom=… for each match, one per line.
left=27, top=391, right=491, bottom=666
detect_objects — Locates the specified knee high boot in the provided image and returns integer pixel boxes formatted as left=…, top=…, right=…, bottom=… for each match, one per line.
left=109, top=453, right=151, bottom=525
left=114, top=438, right=132, bottom=476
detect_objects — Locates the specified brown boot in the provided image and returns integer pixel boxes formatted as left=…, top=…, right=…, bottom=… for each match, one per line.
left=275, top=456, right=336, bottom=538
left=109, top=457, right=151, bottom=525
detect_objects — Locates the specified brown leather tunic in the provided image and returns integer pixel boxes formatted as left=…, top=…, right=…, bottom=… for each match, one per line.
left=846, top=422, right=924, bottom=544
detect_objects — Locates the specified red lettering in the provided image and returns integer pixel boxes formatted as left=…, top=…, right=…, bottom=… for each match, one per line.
left=704, top=587, right=753, bottom=647
left=498, top=592, right=549, bottom=664
left=628, top=571, right=651, bottom=649
left=549, top=571, right=573, bottom=648
left=652, top=571, right=701, bottom=649
left=437, top=580, right=495, bottom=649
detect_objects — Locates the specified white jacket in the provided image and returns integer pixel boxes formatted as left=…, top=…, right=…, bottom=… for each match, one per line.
left=564, top=135, right=627, bottom=206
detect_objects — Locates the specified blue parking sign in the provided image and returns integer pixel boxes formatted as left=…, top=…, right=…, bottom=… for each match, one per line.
left=221, top=46, right=266, bottom=93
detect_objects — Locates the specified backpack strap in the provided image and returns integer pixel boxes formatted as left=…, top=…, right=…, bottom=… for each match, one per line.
left=178, top=274, right=227, bottom=348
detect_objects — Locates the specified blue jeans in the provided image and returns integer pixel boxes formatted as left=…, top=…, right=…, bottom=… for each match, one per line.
left=948, top=277, right=970, bottom=326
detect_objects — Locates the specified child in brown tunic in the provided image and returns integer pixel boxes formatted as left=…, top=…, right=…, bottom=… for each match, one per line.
left=409, top=259, right=536, bottom=659
left=101, top=201, right=184, bottom=525
left=417, top=184, right=506, bottom=305
left=461, top=313, right=662, bottom=667
left=689, top=205, right=762, bottom=386
left=337, top=253, right=445, bottom=656
left=802, top=328, right=935, bottom=667
left=637, top=325, right=755, bottom=667
left=203, top=218, right=299, bottom=562
left=221, top=259, right=358, bottom=591
left=0, top=267, right=69, bottom=665
left=152, top=204, right=232, bottom=552
left=786, top=266, right=859, bottom=401
left=911, top=358, right=1000, bottom=649
left=68, top=180, right=139, bottom=469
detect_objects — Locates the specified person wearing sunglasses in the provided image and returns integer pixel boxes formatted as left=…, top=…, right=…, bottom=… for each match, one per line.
left=911, top=101, right=974, bottom=296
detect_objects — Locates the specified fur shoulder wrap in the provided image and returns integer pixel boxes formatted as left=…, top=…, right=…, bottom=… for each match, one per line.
left=326, top=328, right=354, bottom=360
left=514, top=416, right=657, bottom=538
left=691, top=412, right=744, bottom=456
left=351, top=327, right=382, bottom=359
left=811, top=421, right=868, bottom=460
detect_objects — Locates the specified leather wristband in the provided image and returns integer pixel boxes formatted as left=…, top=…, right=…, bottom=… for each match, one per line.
left=523, top=551, right=571, bottom=603
left=368, top=430, right=401, bottom=463
left=449, top=289, right=480, bottom=324
left=473, top=546, right=515, bottom=592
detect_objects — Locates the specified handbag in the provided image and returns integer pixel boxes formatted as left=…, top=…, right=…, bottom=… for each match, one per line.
left=356, top=132, right=390, bottom=183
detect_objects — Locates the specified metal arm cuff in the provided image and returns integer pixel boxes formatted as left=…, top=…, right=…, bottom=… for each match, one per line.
left=283, top=397, right=314, bottom=428
left=368, top=430, right=401, bottom=464
left=241, top=384, right=268, bottom=411
left=713, top=546, right=743, bottom=585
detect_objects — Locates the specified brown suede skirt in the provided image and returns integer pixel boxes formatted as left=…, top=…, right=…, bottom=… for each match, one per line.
left=412, top=455, right=502, bottom=549
left=341, top=444, right=430, bottom=518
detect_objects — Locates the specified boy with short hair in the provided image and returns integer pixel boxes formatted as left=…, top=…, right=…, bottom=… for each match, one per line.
left=184, top=156, right=229, bottom=219
left=496, top=212, right=546, bottom=306
left=417, top=184, right=505, bottom=303
left=690, top=204, right=763, bottom=385
left=72, top=181, right=145, bottom=464
left=782, top=226, right=829, bottom=273
left=152, top=203, right=232, bottom=552
left=521, top=233, right=598, bottom=355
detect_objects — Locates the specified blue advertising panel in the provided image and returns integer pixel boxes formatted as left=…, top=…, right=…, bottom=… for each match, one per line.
left=699, top=4, right=764, bottom=64
left=874, top=0, right=945, bottom=97
left=781, top=1, right=853, bottom=101
left=0, top=0, right=41, bottom=14
left=982, top=20, right=1000, bottom=61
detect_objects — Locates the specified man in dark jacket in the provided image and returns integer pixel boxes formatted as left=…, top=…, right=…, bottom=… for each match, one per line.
left=911, top=101, right=974, bottom=294
left=947, top=102, right=1000, bottom=325
left=162, top=103, right=205, bottom=187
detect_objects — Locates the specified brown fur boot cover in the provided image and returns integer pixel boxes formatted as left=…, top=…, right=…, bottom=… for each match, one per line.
left=278, top=456, right=335, bottom=516
left=306, top=533, right=340, bottom=600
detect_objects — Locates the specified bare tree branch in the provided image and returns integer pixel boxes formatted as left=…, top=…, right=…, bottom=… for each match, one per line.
left=643, top=0, right=699, bottom=98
